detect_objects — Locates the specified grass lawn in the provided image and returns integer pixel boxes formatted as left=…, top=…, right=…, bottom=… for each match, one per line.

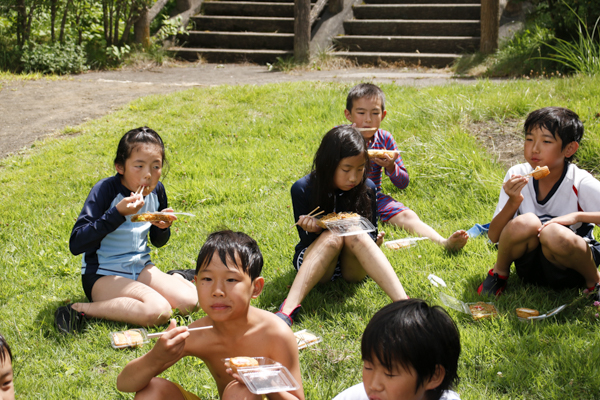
left=1, top=76, right=600, bottom=399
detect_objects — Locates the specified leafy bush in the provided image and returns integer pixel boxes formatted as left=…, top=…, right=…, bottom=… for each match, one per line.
left=529, top=0, right=600, bottom=41
left=20, top=41, right=88, bottom=75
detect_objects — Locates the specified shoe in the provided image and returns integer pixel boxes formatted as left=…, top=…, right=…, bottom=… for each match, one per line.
left=274, top=300, right=301, bottom=327
left=585, top=283, right=600, bottom=302
left=167, top=269, right=196, bottom=282
left=55, top=304, right=87, bottom=334
left=477, top=269, right=508, bottom=297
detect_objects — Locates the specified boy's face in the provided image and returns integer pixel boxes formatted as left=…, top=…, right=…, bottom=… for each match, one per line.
left=0, top=351, right=15, bottom=400
left=195, top=252, right=264, bottom=322
left=345, top=96, right=387, bottom=141
left=524, top=126, right=578, bottom=172
left=362, top=358, right=442, bottom=400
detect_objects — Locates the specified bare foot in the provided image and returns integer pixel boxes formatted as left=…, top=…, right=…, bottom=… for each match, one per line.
left=376, top=231, right=385, bottom=247
left=443, top=230, right=468, bottom=251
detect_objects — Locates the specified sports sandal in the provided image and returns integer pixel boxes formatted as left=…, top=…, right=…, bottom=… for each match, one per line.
left=477, top=269, right=508, bottom=297
left=275, top=299, right=301, bottom=327
left=55, top=304, right=87, bottom=334
left=167, top=269, right=196, bottom=282
left=585, top=282, right=600, bottom=302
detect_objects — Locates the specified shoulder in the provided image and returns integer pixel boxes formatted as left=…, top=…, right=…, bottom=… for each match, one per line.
left=291, top=175, right=311, bottom=194
left=88, top=175, right=122, bottom=200
left=333, top=383, right=366, bottom=400
left=251, top=308, right=297, bottom=343
left=365, top=179, right=377, bottom=191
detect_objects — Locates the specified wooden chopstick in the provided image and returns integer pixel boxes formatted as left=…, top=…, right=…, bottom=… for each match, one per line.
left=289, top=206, right=322, bottom=229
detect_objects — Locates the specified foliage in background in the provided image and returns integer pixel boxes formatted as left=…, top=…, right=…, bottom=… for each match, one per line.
left=20, top=41, right=88, bottom=74
left=1, top=77, right=600, bottom=399
left=528, top=0, right=600, bottom=41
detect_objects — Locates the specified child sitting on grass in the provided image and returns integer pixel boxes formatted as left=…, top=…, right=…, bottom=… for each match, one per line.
left=0, top=333, right=15, bottom=400
left=57, top=127, right=199, bottom=334
left=478, top=107, right=600, bottom=300
left=276, top=126, right=408, bottom=326
left=344, top=83, right=468, bottom=251
left=333, top=299, right=461, bottom=400
left=117, top=230, right=304, bottom=400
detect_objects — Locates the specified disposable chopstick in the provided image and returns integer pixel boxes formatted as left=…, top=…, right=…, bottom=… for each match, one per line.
left=356, top=127, right=378, bottom=132
left=289, top=206, right=322, bottom=229
left=127, top=186, right=145, bottom=208
left=147, top=325, right=213, bottom=339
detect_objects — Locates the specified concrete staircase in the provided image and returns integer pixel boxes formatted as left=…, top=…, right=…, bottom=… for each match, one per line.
left=171, top=0, right=301, bottom=64
left=333, top=0, right=481, bottom=67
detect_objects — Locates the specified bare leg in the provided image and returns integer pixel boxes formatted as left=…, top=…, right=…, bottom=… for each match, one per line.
left=281, top=231, right=343, bottom=315
left=222, top=380, right=263, bottom=400
left=134, top=377, right=185, bottom=400
left=137, top=266, right=199, bottom=315
left=387, top=210, right=468, bottom=251
left=539, top=223, right=600, bottom=288
left=338, top=233, right=408, bottom=301
left=493, top=213, right=541, bottom=276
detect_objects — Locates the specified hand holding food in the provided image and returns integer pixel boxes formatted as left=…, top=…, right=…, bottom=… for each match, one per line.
left=368, top=149, right=399, bottom=159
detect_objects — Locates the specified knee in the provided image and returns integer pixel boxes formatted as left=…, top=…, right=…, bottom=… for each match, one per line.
left=320, top=231, right=344, bottom=251
left=134, top=378, right=170, bottom=399
left=505, top=213, right=541, bottom=236
left=391, top=210, right=419, bottom=224
left=539, top=225, right=583, bottom=256
left=223, top=380, right=258, bottom=400
left=140, top=301, right=172, bottom=327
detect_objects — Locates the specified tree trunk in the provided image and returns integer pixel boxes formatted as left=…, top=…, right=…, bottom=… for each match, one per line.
left=134, top=6, right=151, bottom=48
left=480, top=0, right=500, bottom=54
left=59, top=0, right=72, bottom=43
left=50, top=0, right=58, bottom=42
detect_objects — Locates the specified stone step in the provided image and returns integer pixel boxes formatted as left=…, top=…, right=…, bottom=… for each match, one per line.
left=203, top=1, right=295, bottom=17
left=183, top=31, right=294, bottom=50
left=332, top=50, right=458, bottom=67
left=169, top=46, right=293, bottom=64
left=191, top=15, right=294, bottom=33
left=343, top=19, right=480, bottom=36
left=363, top=0, right=480, bottom=4
left=353, top=4, right=480, bottom=20
left=335, top=34, right=478, bottom=53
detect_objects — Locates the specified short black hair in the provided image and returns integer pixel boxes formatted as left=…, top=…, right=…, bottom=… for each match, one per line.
left=361, top=299, right=460, bottom=400
left=524, top=107, right=583, bottom=161
left=0, top=334, right=12, bottom=365
left=114, top=126, right=169, bottom=174
left=346, top=83, right=386, bottom=113
left=195, top=230, right=263, bottom=281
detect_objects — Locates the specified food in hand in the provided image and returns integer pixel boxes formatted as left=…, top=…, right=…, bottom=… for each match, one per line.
left=131, top=213, right=176, bottom=223
left=112, top=329, right=144, bottom=348
left=230, top=357, right=259, bottom=373
left=317, top=212, right=360, bottom=229
left=468, top=302, right=498, bottom=321
left=530, top=166, right=550, bottom=180
left=516, top=308, right=540, bottom=319
left=368, top=149, right=398, bottom=159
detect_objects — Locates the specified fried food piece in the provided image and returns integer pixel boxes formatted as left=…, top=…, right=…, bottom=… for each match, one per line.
left=112, top=329, right=144, bottom=348
left=131, top=213, right=176, bottom=223
left=316, top=212, right=360, bottom=229
left=295, top=331, right=319, bottom=349
left=516, top=308, right=540, bottom=319
left=468, top=302, right=498, bottom=321
left=230, top=357, right=259, bottom=373
left=531, top=166, right=550, bottom=180
left=368, top=149, right=398, bottom=159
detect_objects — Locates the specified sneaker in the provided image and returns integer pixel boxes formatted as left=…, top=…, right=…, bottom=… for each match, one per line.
left=274, top=300, right=301, bottom=327
left=167, top=269, right=196, bottom=283
left=585, top=283, right=600, bottom=302
left=55, top=304, right=87, bottom=334
left=477, top=269, right=508, bottom=297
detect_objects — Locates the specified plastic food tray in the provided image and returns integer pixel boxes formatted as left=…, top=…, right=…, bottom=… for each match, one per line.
left=384, top=237, right=428, bottom=250
left=323, top=216, right=376, bottom=237
left=294, top=329, right=322, bottom=350
left=439, top=293, right=497, bottom=321
left=224, top=357, right=299, bottom=395
left=110, top=328, right=150, bottom=349
left=517, top=304, right=567, bottom=322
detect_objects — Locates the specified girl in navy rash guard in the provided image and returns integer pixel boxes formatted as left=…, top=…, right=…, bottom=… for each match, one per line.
left=275, top=126, right=409, bottom=326
left=55, top=127, right=198, bottom=334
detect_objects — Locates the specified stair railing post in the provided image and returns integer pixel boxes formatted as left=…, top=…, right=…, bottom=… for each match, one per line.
left=294, top=0, right=311, bottom=63
left=480, top=0, right=500, bottom=54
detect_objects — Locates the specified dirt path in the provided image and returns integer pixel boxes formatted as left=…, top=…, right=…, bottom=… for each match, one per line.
left=0, top=63, right=481, bottom=159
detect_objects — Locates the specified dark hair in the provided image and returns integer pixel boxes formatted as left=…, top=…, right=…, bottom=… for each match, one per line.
left=0, top=334, right=12, bottom=365
left=361, top=299, right=460, bottom=400
left=196, top=230, right=263, bottom=281
left=114, top=126, right=168, bottom=174
left=346, top=83, right=386, bottom=113
left=524, top=107, right=583, bottom=161
left=310, top=126, right=372, bottom=219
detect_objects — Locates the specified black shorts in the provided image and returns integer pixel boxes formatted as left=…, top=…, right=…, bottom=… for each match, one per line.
left=81, top=274, right=105, bottom=302
left=293, top=247, right=342, bottom=282
left=514, top=240, right=600, bottom=290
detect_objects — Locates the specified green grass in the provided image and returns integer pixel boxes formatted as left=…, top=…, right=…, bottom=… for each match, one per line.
left=1, top=76, right=600, bottom=399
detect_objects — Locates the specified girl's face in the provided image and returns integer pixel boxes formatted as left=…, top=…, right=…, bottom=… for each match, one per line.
left=115, top=143, right=163, bottom=194
left=0, top=350, right=14, bottom=400
left=334, top=154, right=366, bottom=191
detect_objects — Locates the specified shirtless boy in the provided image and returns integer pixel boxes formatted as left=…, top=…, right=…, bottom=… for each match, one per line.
left=117, top=230, right=305, bottom=400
